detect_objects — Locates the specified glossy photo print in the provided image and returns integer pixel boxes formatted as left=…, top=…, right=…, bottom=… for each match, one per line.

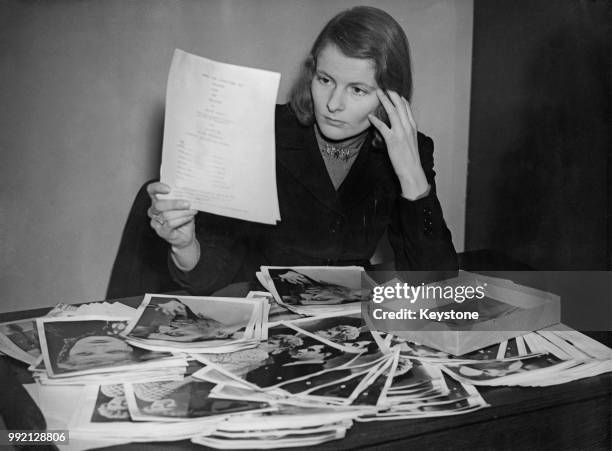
left=263, top=267, right=365, bottom=308
left=37, top=316, right=175, bottom=377
left=0, top=318, right=41, bottom=364
left=283, top=314, right=376, bottom=354
left=126, top=294, right=258, bottom=344
left=124, top=377, right=270, bottom=421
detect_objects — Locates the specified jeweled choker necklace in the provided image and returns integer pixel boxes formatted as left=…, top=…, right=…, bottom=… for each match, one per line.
left=315, top=126, right=367, bottom=162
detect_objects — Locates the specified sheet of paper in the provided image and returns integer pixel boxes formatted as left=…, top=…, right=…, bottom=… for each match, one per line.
left=160, top=49, right=281, bottom=224
left=23, top=384, right=126, bottom=451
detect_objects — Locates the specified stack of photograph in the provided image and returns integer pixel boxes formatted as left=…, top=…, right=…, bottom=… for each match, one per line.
left=124, top=294, right=269, bottom=353
left=68, top=361, right=273, bottom=444
left=33, top=315, right=188, bottom=386
left=258, top=266, right=366, bottom=316
left=1, top=267, right=611, bottom=449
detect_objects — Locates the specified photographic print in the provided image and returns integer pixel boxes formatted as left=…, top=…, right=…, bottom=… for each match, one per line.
left=278, top=353, right=387, bottom=399
left=283, top=315, right=377, bottom=354
left=247, top=290, right=304, bottom=325
left=126, top=294, right=258, bottom=344
left=125, top=377, right=270, bottom=421
left=243, top=325, right=357, bottom=389
left=392, top=337, right=452, bottom=361
left=37, top=316, right=176, bottom=377
left=388, top=359, right=444, bottom=392
left=262, top=267, right=365, bottom=311
left=443, top=353, right=574, bottom=385
left=0, top=318, right=40, bottom=364
left=90, top=384, right=130, bottom=422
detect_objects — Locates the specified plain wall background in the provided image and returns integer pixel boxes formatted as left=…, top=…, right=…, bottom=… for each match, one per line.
left=466, top=0, right=610, bottom=270
left=0, top=0, right=473, bottom=313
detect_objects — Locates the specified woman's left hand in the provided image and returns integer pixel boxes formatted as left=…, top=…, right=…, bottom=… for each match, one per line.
left=368, top=90, right=430, bottom=200
left=278, top=271, right=309, bottom=285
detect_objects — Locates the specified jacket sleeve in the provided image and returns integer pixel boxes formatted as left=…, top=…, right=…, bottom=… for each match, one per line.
left=168, top=212, right=249, bottom=295
left=388, top=134, right=459, bottom=276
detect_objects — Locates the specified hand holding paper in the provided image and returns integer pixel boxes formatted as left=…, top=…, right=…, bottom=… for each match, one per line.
left=160, top=49, right=281, bottom=224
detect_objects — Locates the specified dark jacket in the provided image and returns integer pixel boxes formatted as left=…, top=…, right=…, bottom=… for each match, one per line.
left=170, top=104, right=457, bottom=294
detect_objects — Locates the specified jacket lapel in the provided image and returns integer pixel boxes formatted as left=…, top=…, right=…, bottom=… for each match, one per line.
left=276, top=122, right=339, bottom=212
left=275, top=106, right=389, bottom=214
left=337, top=134, right=388, bottom=209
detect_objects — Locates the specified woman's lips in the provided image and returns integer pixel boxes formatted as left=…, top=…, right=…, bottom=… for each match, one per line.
left=324, top=116, right=345, bottom=127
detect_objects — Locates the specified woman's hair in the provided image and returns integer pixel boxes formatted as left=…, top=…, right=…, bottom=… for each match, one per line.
left=289, top=6, right=413, bottom=146
left=56, top=330, right=132, bottom=371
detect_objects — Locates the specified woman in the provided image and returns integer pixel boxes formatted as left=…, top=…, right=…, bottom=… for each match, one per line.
left=147, top=6, right=457, bottom=295
left=56, top=334, right=135, bottom=372
left=274, top=269, right=363, bottom=305
left=128, top=298, right=239, bottom=342
left=51, top=322, right=171, bottom=373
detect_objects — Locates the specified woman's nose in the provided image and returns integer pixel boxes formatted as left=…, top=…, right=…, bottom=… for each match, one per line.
left=326, top=87, right=345, bottom=113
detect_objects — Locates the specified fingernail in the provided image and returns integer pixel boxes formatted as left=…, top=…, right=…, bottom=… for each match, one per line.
left=180, top=201, right=190, bottom=208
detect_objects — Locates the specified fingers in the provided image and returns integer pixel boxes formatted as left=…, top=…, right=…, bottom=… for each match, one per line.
left=150, top=213, right=195, bottom=237
left=400, top=96, right=417, bottom=130
left=368, top=114, right=389, bottom=138
left=149, top=208, right=197, bottom=226
left=374, top=89, right=416, bottom=133
left=153, top=198, right=191, bottom=213
left=386, top=91, right=412, bottom=131
left=165, top=214, right=196, bottom=230
left=376, top=90, right=402, bottom=131
left=147, top=182, right=171, bottom=200
left=147, top=182, right=191, bottom=214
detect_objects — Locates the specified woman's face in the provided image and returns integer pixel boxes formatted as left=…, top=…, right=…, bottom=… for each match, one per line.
left=294, top=345, right=329, bottom=361
left=316, top=325, right=359, bottom=341
left=149, top=321, right=231, bottom=342
left=347, top=340, right=371, bottom=350
left=311, top=44, right=380, bottom=141
left=265, top=334, right=303, bottom=353
left=68, top=335, right=132, bottom=366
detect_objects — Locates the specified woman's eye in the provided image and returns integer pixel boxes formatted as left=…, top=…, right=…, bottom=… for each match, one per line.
left=317, top=75, right=331, bottom=85
left=351, top=86, right=367, bottom=96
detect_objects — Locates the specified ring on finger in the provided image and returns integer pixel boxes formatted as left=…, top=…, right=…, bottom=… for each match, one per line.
left=152, top=214, right=166, bottom=226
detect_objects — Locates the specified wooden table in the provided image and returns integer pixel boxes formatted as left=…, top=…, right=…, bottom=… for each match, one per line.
left=1, top=296, right=610, bottom=451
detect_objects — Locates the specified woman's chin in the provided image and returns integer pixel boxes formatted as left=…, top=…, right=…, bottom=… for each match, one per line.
left=316, top=123, right=351, bottom=141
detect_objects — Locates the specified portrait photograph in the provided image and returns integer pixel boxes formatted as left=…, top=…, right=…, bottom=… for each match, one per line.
left=264, top=266, right=365, bottom=309
left=1, top=0, right=610, bottom=449
left=127, top=294, right=259, bottom=344
left=37, top=316, right=175, bottom=377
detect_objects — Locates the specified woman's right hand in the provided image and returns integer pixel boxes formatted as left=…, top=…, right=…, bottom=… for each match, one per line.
left=147, top=182, right=199, bottom=270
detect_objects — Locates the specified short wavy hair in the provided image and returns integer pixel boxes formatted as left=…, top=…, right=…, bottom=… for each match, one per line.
left=289, top=5, right=413, bottom=144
